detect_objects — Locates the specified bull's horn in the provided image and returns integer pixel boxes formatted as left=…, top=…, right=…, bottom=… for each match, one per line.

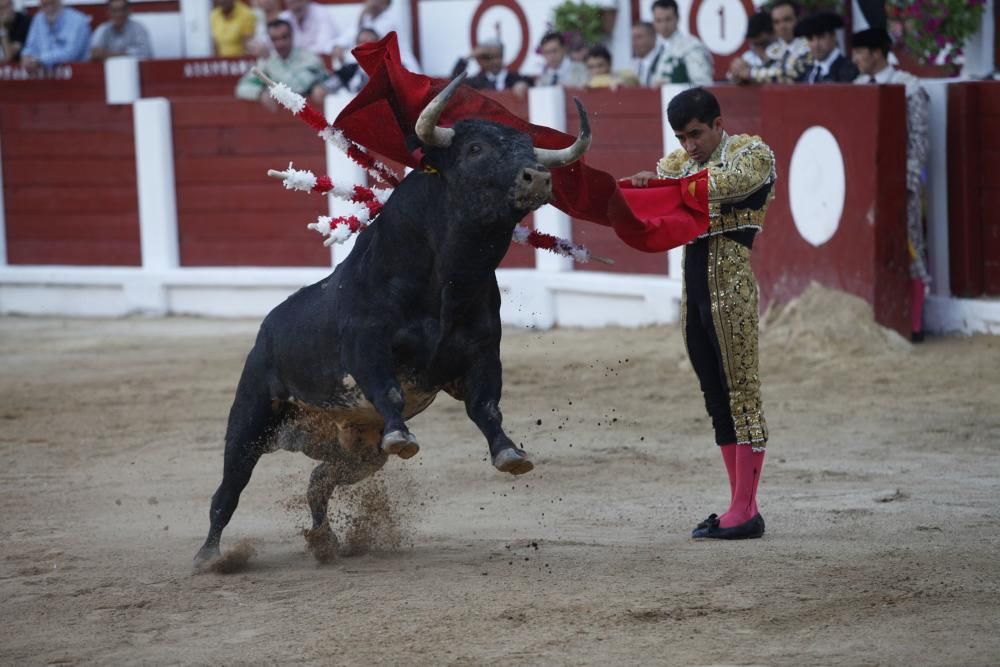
left=414, top=72, right=466, bottom=148
left=534, top=98, right=592, bottom=168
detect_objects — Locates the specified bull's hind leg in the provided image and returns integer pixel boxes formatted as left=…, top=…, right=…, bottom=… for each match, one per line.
left=195, top=361, right=284, bottom=567
left=304, top=462, right=340, bottom=563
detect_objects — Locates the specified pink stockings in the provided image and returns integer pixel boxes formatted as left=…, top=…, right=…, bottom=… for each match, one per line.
left=718, top=443, right=765, bottom=528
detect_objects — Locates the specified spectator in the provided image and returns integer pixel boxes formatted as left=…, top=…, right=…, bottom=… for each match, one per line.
left=357, top=0, right=419, bottom=73
left=281, top=0, right=349, bottom=59
left=728, top=0, right=810, bottom=84
left=247, top=0, right=282, bottom=57
left=211, top=0, right=256, bottom=57
left=584, top=44, right=638, bottom=89
left=851, top=26, right=931, bottom=341
left=794, top=12, right=857, bottom=83
left=451, top=39, right=530, bottom=97
left=740, top=11, right=774, bottom=68
left=649, top=0, right=713, bottom=85
left=535, top=31, right=587, bottom=87
left=324, top=26, right=377, bottom=94
left=237, top=18, right=327, bottom=109
left=21, top=0, right=91, bottom=73
left=631, top=21, right=663, bottom=86
left=0, top=0, right=31, bottom=63
left=90, top=0, right=152, bottom=61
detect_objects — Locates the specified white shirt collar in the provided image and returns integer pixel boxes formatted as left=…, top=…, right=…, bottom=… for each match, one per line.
left=816, top=47, right=841, bottom=76
left=872, top=64, right=895, bottom=83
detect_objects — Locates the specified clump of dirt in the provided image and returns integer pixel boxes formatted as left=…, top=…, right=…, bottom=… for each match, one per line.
left=761, top=281, right=911, bottom=359
left=207, top=539, right=256, bottom=574
left=329, top=467, right=418, bottom=556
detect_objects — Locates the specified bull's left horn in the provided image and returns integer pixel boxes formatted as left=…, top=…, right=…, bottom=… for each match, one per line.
left=414, top=72, right=466, bottom=148
left=534, top=98, right=592, bottom=168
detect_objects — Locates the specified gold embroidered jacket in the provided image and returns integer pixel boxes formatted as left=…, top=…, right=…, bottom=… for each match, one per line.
left=656, top=132, right=776, bottom=238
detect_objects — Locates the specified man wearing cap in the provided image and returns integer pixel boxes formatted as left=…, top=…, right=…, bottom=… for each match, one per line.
left=629, top=88, right=775, bottom=540
left=794, top=11, right=857, bottom=83
left=852, top=27, right=931, bottom=341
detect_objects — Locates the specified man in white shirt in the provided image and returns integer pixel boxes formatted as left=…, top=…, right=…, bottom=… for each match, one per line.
left=534, top=31, right=588, bottom=87
left=280, top=0, right=349, bottom=58
left=649, top=0, right=713, bottom=85
left=631, top=21, right=663, bottom=86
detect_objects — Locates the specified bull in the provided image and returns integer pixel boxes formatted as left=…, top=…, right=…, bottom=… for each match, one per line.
left=194, top=75, right=591, bottom=566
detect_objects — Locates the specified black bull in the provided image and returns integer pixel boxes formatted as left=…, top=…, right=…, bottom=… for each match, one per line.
left=195, top=76, right=592, bottom=565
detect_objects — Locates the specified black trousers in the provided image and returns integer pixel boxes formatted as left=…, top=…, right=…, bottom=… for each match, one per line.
left=683, top=230, right=756, bottom=446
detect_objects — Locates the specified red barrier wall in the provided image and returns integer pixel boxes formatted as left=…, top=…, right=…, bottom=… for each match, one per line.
left=140, top=58, right=258, bottom=98
left=947, top=81, right=1000, bottom=297
left=566, top=87, right=668, bottom=275
left=0, top=62, right=106, bottom=103
left=1, top=102, right=140, bottom=265
left=172, top=98, right=330, bottom=266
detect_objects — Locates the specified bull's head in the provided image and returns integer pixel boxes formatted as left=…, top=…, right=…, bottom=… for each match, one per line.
left=414, top=73, right=591, bottom=215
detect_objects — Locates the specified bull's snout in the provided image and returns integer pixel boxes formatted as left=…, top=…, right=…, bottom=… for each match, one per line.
left=512, top=165, right=553, bottom=210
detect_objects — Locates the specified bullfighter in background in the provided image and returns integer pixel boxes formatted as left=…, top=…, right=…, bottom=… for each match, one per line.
left=631, top=88, right=775, bottom=540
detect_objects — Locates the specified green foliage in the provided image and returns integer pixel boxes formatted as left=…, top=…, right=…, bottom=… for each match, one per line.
left=551, top=1, right=605, bottom=48
left=887, top=0, right=987, bottom=64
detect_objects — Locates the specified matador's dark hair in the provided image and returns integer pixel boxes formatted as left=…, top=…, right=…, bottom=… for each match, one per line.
left=667, top=87, right=721, bottom=130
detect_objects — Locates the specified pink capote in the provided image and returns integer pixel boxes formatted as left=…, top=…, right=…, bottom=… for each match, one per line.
left=333, top=33, right=710, bottom=253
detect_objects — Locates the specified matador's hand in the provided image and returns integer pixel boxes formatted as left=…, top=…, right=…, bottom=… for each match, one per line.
left=629, top=170, right=657, bottom=187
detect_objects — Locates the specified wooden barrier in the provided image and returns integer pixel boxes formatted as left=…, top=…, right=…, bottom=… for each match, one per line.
left=171, top=98, right=331, bottom=266
left=140, top=58, right=258, bottom=98
left=0, top=62, right=106, bottom=103
left=947, top=81, right=1000, bottom=297
left=0, top=102, right=140, bottom=265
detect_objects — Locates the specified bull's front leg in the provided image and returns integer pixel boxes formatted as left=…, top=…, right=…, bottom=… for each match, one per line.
left=344, top=334, right=419, bottom=460
left=454, top=349, right=533, bottom=476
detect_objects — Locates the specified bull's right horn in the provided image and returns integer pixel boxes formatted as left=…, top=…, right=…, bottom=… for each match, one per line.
left=414, top=72, right=466, bottom=148
left=534, top=98, right=592, bottom=168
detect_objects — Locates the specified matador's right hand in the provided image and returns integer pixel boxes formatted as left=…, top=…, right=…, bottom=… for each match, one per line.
left=629, top=171, right=657, bottom=187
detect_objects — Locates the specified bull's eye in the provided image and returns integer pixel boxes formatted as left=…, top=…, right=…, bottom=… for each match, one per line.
left=468, top=144, right=482, bottom=156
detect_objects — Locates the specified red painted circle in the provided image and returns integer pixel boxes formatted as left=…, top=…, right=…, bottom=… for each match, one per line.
left=469, top=0, right=531, bottom=73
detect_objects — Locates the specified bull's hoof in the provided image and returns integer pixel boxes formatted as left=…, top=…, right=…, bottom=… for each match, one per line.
left=381, top=430, right=420, bottom=459
left=304, top=525, right=340, bottom=564
left=493, top=447, right=534, bottom=475
left=193, top=545, right=221, bottom=570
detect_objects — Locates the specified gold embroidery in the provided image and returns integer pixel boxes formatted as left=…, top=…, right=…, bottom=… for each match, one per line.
left=707, top=235, right=768, bottom=447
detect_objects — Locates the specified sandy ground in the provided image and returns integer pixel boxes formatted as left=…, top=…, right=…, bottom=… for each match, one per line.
left=1, top=285, right=998, bottom=666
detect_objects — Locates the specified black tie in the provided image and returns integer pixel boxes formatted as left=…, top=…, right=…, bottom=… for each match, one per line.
left=868, top=75, right=877, bottom=84
left=810, top=64, right=821, bottom=83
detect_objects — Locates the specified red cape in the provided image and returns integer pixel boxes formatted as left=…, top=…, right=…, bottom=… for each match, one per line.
left=333, top=33, right=709, bottom=253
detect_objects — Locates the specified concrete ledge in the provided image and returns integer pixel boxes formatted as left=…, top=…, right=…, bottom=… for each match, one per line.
left=926, top=295, right=1000, bottom=335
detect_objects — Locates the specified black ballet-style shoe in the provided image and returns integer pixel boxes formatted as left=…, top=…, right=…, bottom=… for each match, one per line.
left=911, top=330, right=925, bottom=343
left=691, top=513, right=765, bottom=540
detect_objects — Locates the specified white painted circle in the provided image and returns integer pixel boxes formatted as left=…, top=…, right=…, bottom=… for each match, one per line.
left=695, top=0, right=749, bottom=56
left=788, top=126, right=846, bottom=247
left=476, top=7, right=524, bottom=70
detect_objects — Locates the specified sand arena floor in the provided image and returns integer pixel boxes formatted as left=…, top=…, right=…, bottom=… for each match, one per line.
left=1, top=285, right=998, bottom=665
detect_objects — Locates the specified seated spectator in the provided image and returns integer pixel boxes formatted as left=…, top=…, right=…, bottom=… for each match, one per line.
left=237, top=18, right=328, bottom=108
left=281, top=0, right=349, bottom=59
left=630, top=21, right=663, bottom=87
left=795, top=11, right=857, bottom=83
left=728, top=0, right=810, bottom=84
left=585, top=44, right=638, bottom=89
left=0, top=0, right=31, bottom=63
left=247, top=0, right=282, bottom=57
left=535, top=31, right=588, bottom=88
left=357, top=0, right=419, bottom=73
left=451, top=39, right=530, bottom=97
left=21, top=0, right=91, bottom=72
left=740, top=11, right=775, bottom=68
left=90, top=0, right=152, bottom=61
left=211, top=0, right=256, bottom=57
left=650, top=0, right=713, bottom=85
left=324, top=26, right=377, bottom=94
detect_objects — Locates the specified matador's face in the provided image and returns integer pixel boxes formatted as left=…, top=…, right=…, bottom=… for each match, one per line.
left=673, top=117, right=724, bottom=165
